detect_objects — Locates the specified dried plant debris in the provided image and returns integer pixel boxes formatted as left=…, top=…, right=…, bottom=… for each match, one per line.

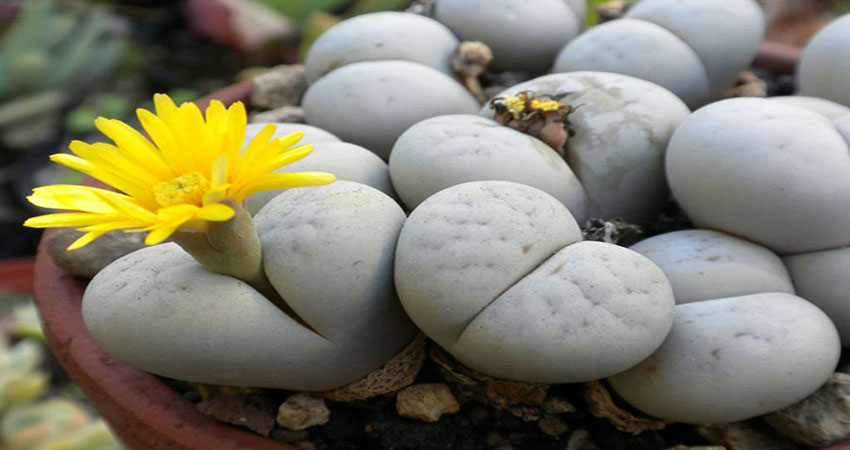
left=430, top=344, right=549, bottom=407
left=406, top=0, right=436, bottom=16
left=697, top=421, right=801, bottom=450
left=249, top=105, right=305, bottom=124
left=584, top=380, right=668, bottom=434
left=724, top=71, right=768, bottom=99
left=451, top=41, right=494, bottom=102
left=595, top=1, right=636, bottom=23
left=764, top=372, right=850, bottom=447
left=317, top=334, right=427, bottom=402
left=490, top=91, right=579, bottom=151
left=250, top=64, right=308, bottom=110
left=582, top=218, right=644, bottom=246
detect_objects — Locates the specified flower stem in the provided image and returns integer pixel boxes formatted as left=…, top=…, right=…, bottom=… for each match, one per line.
left=171, top=200, right=288, bottom=313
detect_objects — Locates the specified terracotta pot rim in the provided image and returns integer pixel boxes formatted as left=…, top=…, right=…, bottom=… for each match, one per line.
left=0, top=256, right=35, bottom=293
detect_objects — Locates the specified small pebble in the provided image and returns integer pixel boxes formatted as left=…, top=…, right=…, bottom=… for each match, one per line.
left=537, top=415, right=569, bottom=437
left=542, top=396, right=577, bottom=415
left=46, top=229, right=145, bottom=278
left=276, top=395, right=330, bottom=431
left=395, top=383, right=460, bottom=422
left=765, top=372, right=850, bottom=447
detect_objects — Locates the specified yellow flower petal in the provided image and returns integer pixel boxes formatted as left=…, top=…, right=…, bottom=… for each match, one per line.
left=234, top=172, right=336, bottom=199
left=67, top=231, right=109, bottom=250
left=24, top=213, right=118, bottom=229
left=24, top=93, right=336, bottom=248
left=196, top=203, right=235, bottom=222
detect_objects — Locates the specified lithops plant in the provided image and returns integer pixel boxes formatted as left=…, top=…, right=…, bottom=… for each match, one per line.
left=784, top=247, right=850, bottom=346
left=83, top=181, right=417, bottom=390
left=244, top=122, right=341, bottom=147
left=303, top=60, right=480, bottom=160
left=247, top=141, right=394, bottom=214
left=769, top=96, right=850, bottom=121
left=612, top=98, right=848, bottom=425
left=395, top=181, right=676, bottom=383
left=388, top=114, right=586, bottom=220
left=244, top=122, right=393, bottom=214
left=630, top=229, right=794, bottom=305
left=609, top=293, right=841, bottom=424
left=553, top=0, right=764, bottom=108
left=481, top=71, right=689, bottom=225
left=433, top=0, right=586, bottom=72
left=797, top=13, right=850, bottom=107
left=666, top=98, right=850, bottom=255
left=303, top=12, right=459, bottom=82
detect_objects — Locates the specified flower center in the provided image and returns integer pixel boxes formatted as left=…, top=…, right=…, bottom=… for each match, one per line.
left=153, top=171, right=210, bottom=207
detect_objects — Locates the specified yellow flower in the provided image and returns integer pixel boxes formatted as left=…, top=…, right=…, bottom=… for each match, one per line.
left=24, top=94, right=336, bottom=250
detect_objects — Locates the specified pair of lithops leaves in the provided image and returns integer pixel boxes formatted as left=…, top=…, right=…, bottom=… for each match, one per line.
left=603, top=95, right=850, bottom=424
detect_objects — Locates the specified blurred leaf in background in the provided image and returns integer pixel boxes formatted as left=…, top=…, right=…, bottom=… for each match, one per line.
left=0, top=0, right=128, bottom=151
left=254, top=0, right=349, bottom=20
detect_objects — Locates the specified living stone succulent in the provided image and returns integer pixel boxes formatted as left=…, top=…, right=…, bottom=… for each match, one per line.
left=666, top=98, right=850, bottom=255
left=388, top=114, right=587, bottom=220
left=609, top=293, right=841, bottom=424
left=433, top=0, right=586, bottom=72
left=797, top=13, right=850, bottom=107
left=247, top=141, right=395, bottom=214
left=394, top=181, right=675, bottom=383
left=244, top=123, right=394, bottom=214
left=83, top=181, right=418, bottom=390
left=481, top=71, right=689, bottom=225
left=302, top=60, right=480, bottom=160
left=629, top=229, right=794, bottom=305
left=303, top=12, right=459, bottom=82
left=769, top=96, right=850, bottom=121
left=553, top=0, right=764, bottom=108
left=784, top=247, right=850, bottom=347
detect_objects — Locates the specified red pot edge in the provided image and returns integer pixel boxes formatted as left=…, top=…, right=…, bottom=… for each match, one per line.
left=0, top=256, right=35, bottom=293
left=33, top=79, right=296, bottom=450
left=754, top=41, right=803, bottom=76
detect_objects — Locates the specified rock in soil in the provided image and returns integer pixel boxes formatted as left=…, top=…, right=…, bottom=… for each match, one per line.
left=537, top=415, right=569, bottom=437
left=196, top=394, right=277, bottom=436
left=46, top=229, right=145, bottom=278
left=565, top=429, right=600, bottom=450
left=277, top=395, right=331, bottom=431
left=396, top=383, right=460, bottom=422
left=698, top=421, right=800, bottom=450
left=764, top=372, right=850, bottom=447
